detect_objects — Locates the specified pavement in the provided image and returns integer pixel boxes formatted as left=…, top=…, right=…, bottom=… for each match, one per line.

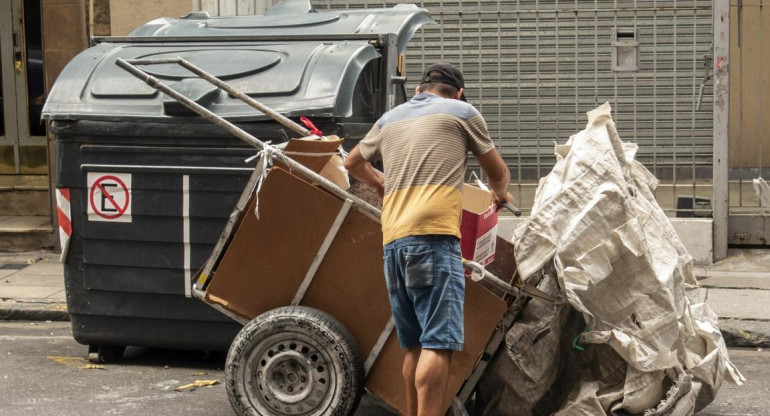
left=0, top=248, right=769, bottom=347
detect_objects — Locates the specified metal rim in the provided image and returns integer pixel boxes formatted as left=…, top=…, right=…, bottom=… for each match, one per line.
left=243, top=331, right=337, bottom=416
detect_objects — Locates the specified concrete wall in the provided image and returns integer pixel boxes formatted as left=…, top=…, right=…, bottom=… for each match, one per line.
left=730, top=1, right=770, bottom=170
left=42, top=0, right=90, bottom=244
left=42, top=0, right=87, bottom=93
left=109, top=0, right=192, bottom=36
left=498, top=217, right=713, bottom=265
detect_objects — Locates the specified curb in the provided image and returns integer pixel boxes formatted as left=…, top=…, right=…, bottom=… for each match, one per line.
left=1, top=302, right=767, bottom=348
left=720, top=320, right=770, bottom=349
left=0, top=301, right=69, bottom=322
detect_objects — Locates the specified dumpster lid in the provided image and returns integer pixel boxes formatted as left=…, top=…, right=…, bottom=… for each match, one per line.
left=42, top=2, right=432, bottom=123
left=128, top=1, right=432, bottom=54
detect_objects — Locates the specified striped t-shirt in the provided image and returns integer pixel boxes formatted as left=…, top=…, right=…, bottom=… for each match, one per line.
left=358, top=92, right=496, bottom=245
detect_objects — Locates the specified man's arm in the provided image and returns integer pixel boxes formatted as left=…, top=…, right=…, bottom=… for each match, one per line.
left=344, top=147, right=385, bottom=197
left=476, top=150, right=512, bottom=204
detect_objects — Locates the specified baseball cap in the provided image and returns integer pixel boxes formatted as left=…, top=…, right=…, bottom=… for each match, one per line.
left=421, top=63, right=467, bottom=102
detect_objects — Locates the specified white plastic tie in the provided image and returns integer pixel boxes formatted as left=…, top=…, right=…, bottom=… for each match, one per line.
left=247, top=142, right=291, bottom=219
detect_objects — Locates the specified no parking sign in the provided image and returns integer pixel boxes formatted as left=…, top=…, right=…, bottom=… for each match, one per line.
left=87, top=173, right=132, bottom=223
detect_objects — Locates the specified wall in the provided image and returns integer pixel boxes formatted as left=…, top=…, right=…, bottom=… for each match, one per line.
left=42, top=0, right=89, bottom=238
left=729, top=0, right=770, bottom=173
left=109, top=0, right=192, bottom=36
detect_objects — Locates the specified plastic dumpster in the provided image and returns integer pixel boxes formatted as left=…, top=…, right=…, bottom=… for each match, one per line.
left=41, top=0, right=432, bottom=361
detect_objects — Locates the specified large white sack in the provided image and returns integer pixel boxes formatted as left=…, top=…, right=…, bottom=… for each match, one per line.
left=484, top=103, right=744, bottom=415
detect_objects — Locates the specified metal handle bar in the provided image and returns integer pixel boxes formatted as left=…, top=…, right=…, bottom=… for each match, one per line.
left=121, top=57, right=311, bottom=137
left=501, top=201, right=522, bottom=216
left=463, top=260, right=520, bottom=298
left=115, top=57, right=382, bottom=221
left=463, top=260, right=564, bottom=304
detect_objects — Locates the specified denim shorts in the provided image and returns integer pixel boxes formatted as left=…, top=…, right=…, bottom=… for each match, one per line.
left=383, top=235, right=465, bottom=351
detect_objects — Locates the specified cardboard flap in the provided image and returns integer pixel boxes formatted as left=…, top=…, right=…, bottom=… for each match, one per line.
left=462, top=183, right=494, bottom=214
left=277, top=136, right=343, bottom=173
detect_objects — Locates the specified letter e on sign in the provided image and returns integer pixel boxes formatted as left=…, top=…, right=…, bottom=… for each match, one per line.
left=87, top=173, right=132, bottom=223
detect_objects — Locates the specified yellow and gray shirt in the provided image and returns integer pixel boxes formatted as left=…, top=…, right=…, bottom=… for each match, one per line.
left=358, top=92, right=496, bottom=245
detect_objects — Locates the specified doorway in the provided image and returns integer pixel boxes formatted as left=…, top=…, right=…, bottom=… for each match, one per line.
left=0, top=0, right=46, bottom=175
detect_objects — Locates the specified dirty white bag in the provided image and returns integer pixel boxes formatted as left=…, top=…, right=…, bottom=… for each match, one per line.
left=477, top=103, right=744, bottom=416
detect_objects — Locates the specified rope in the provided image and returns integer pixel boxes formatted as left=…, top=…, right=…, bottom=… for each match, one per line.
left=244, top=138, right=347, bottom=219
left=244, top=142, right=291, bottom=219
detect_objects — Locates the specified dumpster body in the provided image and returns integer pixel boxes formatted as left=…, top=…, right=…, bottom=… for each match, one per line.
left=42, top=1, right=432, bottom=354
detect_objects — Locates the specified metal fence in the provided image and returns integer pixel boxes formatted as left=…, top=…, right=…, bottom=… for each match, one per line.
left=199, top=0, right=716, bottom=217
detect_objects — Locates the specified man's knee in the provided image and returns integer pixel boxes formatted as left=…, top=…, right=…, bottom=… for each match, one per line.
left=414, top=349, right=451, bottom=388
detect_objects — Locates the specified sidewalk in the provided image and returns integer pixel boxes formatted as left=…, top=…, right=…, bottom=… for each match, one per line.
left=692, top=249, right=770, bottom=349
left=0, top=251, right=68, bottom=321
left=0, top=249, right=768, bottom=347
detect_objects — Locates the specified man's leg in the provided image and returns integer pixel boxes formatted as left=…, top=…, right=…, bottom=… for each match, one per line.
left=403, top=347, right=421, bottom=416
left=414, top=348, right=452, bottom=416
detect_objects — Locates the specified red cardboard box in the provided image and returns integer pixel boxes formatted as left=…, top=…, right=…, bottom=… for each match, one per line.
left=460, top=184, right=498, bottom=266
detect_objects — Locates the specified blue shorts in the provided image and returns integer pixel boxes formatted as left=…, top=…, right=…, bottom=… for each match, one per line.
left=383, top=235, right=465, bottom=351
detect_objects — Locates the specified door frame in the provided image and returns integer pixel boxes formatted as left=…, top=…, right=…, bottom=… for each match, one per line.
left=0, top=0, right=47, bottom=174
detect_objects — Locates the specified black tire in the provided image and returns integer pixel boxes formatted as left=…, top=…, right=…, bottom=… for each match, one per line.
left=226, top=306, right=365, bottom=416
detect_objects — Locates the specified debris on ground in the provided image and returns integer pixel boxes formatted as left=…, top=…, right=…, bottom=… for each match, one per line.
left=475, top=103, right=745, bottom=416
left=174, top=379, right=219, bottom=391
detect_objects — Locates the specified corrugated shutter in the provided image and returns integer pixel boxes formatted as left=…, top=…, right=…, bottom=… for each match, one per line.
left=323, top=0, right=713, bottom=184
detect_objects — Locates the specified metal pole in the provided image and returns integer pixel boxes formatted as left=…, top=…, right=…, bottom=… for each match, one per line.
left=176, top=58, right=312, bottom=137
left=712, top=0, right=730, bottom=262
left=114, top=57, right=382, bottom=221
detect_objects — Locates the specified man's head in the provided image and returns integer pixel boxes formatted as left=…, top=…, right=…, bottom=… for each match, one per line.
left=417, top=63, right=466, bottom=101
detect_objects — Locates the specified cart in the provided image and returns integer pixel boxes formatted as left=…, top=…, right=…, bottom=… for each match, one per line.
left=117, top=57, right=560, bottom=416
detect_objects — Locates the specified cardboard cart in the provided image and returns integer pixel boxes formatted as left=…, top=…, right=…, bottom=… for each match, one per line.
left=117, top=57, right=554, bottom=416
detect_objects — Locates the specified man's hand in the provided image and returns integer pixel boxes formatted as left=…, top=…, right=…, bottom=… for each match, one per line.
left=344, top=146, right=385, bottom=197
left=493, top=191, right=515, bottom=211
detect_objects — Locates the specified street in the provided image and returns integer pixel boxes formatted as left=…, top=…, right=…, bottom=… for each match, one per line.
left=1, top=322, right=767, bottom=415
left=0, top=321, right=392, bottom=416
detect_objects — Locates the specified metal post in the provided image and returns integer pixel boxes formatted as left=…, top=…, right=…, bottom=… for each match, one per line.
left=380, top=33, right=398, bottom=113
left=712, top=0, right=730, bottom=262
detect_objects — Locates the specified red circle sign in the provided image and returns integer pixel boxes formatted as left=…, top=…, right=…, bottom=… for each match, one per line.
left=89, top=175, right=130, bottom=220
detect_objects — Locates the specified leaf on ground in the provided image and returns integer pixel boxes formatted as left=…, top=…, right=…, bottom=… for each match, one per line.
left=192, top=372, right=207, bottom=376
left=175, top=380, right=219, bottom=391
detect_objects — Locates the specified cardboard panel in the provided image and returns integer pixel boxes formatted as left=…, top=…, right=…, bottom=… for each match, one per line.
left=204, top=167, right=343, bottom=318
left=486, top=236, right=518, bottom=285
left=277, top=137, right=342, bottom=174
left=205, top=166, right=508, bottom=415
left=300, top=206, right=392, bottom=356
left=366, top=279, right=507, bottom=414
left=205, top=165, right=391, bottom=357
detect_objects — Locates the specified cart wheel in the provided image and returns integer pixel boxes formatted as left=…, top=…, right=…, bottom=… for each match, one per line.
left=226, top=306, right=364, bottom=416
left=87, top=344, right=126, bottom=363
